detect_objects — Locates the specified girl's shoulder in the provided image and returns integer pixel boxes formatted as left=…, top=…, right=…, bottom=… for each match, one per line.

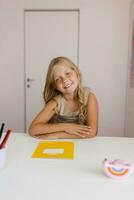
left=53, top=94, right=62, bottom=104
left=84, top=89, right=98, bottom=111
left=83, top=87, right=91, bottom=105
left=83, top=86, right=91, bottom=93
left=46, top=98, right=58, bottom=109
left=52, top=94, right=63, bottom=112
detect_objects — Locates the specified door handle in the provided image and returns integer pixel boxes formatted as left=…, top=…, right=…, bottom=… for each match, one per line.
left=27, top=78, right=36, bottom=82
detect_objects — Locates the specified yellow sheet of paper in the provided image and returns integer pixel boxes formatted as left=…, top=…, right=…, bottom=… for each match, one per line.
left=32, top=141, right=74, bottom=159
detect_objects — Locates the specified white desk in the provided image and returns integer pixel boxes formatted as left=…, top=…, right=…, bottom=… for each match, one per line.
left=1, top=133, right=134, bottom=200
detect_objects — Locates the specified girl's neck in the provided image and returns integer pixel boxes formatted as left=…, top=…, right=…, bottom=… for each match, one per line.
left=64, top=95, right=79, bottom=112
left=63, top=93, right=75, bottom=101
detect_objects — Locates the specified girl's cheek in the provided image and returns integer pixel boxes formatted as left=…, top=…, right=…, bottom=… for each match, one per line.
left=56, top=84, right=62, bottom=91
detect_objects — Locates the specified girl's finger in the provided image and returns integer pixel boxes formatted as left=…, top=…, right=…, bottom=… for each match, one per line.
left=77, top=130, right=91, bottom=135
left=69, top=132, right=86, bottom=138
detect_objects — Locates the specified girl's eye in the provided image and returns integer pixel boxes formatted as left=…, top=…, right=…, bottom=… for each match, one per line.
left=66, top=71, right=71, bottom=76
left=55, top=78, right=60, bottom=83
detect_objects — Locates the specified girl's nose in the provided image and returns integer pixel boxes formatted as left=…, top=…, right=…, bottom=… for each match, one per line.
left=62, top=77, right=67, bottom=83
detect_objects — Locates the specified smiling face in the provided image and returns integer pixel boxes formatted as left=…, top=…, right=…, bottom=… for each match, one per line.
left=53, top=61, right=78, bottom=96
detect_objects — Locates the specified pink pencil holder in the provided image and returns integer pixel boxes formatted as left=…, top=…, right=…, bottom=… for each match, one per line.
left=0, top=147, right=6, bottom=169
left=103, top=158, right=134, bottom=180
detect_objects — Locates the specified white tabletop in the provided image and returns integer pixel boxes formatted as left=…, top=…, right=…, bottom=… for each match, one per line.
left=1, top=132, right=134, bottom=200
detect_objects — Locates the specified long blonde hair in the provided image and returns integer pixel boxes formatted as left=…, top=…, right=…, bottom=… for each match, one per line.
left=43, top=56, right=87, bottom=124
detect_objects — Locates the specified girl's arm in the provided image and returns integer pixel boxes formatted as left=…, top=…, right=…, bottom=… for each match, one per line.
left=28, top=99, right=60, bottom=136
left=86, top=92, right=98, bottom=137
left=28, top=99, right=91, bottom=138
left=33, top=132, right=85, bottom=139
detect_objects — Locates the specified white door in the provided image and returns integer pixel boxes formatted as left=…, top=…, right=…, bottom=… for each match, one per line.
left=25, top=10, right=79, bottom=132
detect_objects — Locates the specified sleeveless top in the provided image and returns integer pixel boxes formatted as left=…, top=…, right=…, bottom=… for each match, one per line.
left=50, top=87, right=90, bottom=124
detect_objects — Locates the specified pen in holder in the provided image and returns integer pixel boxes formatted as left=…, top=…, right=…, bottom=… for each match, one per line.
left=0, top=129, right=11, bottom=169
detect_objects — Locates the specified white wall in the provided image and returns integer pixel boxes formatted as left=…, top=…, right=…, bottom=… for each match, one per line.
left=0, top=0, right=132, bottom=136
left=125, top=2, right=134, bottom=137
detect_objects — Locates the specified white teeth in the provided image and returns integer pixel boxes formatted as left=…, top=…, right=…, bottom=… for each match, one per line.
left=64, top=83, right=72, bottom=88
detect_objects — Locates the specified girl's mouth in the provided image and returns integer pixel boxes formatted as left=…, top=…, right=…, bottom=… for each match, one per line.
left=64, top=82, right=72, bottom=89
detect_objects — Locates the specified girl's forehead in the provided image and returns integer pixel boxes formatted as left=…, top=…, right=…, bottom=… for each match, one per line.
left=53, top=62, right=72, bottom=75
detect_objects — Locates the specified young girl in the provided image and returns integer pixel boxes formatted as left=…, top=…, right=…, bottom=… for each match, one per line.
left=28, top=56, right=98, bottom=139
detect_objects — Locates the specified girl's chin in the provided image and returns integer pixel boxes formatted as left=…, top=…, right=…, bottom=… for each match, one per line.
left=63, top=87, right=77, bottom=94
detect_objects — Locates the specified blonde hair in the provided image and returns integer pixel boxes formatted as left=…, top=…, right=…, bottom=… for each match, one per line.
left=43, top=56, right=87, bottom=124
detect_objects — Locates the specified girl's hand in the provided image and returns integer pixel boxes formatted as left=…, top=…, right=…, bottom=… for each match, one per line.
left=31, top=132, right=82, bottom=139
left=64, top=124, right=92, bottom=138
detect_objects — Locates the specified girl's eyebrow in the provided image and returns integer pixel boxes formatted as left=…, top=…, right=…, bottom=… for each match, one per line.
left=54, top=74, right=61, bottom=80
left=65, top=68, right=72, bottom=72
left=54, top=76, right=59, bottom=80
